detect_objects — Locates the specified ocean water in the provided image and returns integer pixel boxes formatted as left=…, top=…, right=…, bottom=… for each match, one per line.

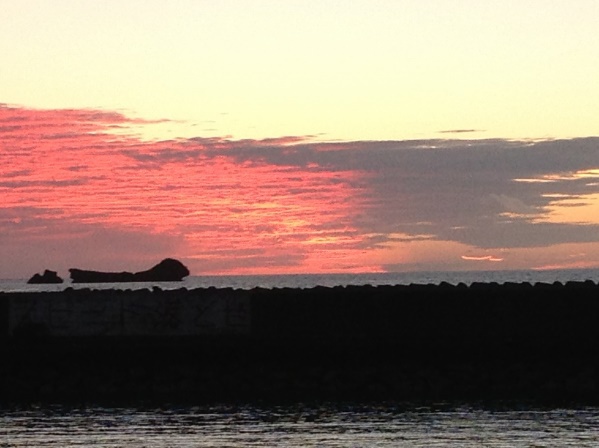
left=2, top=404, right=599, bottom=447
left=1, top=268, right=599, bottom=293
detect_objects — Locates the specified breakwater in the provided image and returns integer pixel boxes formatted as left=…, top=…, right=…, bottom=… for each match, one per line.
left=1, top=281, right=599, bottom=404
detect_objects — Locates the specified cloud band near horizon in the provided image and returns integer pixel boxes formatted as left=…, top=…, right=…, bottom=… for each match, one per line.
left=2, top=104, right=599, bottom=278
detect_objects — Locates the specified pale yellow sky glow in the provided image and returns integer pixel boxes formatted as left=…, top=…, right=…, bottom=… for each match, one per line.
left=2, top=1, right=599, bottom=278
left=2, top=0, right=599, bottom=141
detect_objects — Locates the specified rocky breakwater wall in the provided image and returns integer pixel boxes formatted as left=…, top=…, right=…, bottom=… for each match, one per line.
left=1, top=281, right=599, bottom=404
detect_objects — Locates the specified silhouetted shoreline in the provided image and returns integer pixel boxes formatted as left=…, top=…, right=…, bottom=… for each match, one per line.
left=1, top=281, right=599, bottom=405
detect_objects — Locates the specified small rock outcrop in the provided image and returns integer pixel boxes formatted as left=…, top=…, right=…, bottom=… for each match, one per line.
left=27, top=270, right=64, bottom=284
left=69, top=258, right=190, bottom=283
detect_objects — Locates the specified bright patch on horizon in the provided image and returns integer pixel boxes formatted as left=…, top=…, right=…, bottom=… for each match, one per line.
left=461, top=255, right=504, bottom=262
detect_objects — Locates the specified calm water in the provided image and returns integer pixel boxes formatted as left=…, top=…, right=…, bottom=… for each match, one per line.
left=2, top=404, right=599, bottom=447
left=1, top=268, right=599, bottom=293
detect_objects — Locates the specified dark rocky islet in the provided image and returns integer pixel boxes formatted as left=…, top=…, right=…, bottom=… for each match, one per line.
left=27, top=270, right=63, bottom=284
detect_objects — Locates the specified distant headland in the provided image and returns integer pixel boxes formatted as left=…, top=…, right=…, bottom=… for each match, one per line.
left=27, top=258, right=190, bottom=284
left=69, top=258, right=190, bottom=283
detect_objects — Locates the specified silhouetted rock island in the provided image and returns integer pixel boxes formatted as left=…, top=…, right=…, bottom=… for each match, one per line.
left=27, top=269, right=63, bottom=284
left=69, top=258, right=189, bottom=283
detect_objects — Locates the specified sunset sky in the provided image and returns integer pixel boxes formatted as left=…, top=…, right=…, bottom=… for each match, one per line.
left=2, top=1, right=599, bottom=279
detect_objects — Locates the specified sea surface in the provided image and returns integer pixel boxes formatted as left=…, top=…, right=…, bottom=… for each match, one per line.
left=2, top=403, right=599, bottom=447
left=1, top=268, right=599, bottom=293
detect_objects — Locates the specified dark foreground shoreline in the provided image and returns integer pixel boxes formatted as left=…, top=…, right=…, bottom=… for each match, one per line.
left=2, top=281, right=599, bottom=405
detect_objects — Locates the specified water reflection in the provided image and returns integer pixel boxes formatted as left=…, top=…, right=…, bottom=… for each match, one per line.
left=2, top=404, right=599, bottom=447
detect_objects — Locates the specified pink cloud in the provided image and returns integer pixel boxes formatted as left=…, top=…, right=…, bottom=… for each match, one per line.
left=0, top=104, right=374, bottom=277
left=3, top=104, right=599, bottom=278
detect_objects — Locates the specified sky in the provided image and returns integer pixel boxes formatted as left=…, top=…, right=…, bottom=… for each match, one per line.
left=1, top=1, right=599, bottom=278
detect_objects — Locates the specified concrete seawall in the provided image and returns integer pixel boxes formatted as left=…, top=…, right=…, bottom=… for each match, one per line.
left=1, top=281, right=599, bottom=404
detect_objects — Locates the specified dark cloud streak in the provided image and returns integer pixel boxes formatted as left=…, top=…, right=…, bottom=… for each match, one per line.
left=109, top=132, right=599, bottom=251
left=181, top=137, right=599, bottom=250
